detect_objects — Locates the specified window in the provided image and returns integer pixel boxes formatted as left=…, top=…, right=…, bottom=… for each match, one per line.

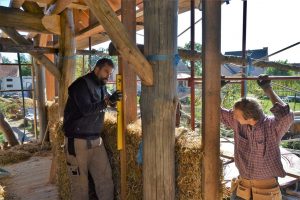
left=6, top=78, right=13, bottom=82
left=7, top=84, right=13, bottom=88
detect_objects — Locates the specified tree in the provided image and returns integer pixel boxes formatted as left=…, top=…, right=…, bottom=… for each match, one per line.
left=14, top=54, right=32, bottom=76
left=1, top=56, right=11, bottom=64
left=182, top=42, right=202, bottom=76
left=266, top=60, right=295, bottom=76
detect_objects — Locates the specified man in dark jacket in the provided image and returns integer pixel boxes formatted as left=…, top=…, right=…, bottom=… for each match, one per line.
left=63, top=58, right=122, bottom=200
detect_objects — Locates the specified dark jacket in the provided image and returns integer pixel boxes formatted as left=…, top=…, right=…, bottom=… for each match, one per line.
left=63, top=72, right=110, bottom=139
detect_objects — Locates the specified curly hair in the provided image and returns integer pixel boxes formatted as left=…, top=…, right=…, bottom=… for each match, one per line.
left=234, top=97, right=264, bottom=121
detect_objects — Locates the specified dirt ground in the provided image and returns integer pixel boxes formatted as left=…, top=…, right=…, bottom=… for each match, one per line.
left=0, top=155, right=58, bottom=200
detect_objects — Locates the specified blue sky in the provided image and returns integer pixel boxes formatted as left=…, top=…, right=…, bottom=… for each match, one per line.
left=1, top=0, right=300, bottom=63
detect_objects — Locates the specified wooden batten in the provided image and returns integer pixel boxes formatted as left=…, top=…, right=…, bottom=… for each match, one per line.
left=83, top=0, right=153, bottom=86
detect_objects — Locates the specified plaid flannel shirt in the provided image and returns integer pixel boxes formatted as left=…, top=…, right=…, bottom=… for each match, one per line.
left=221, top=103, right=294, bottom=179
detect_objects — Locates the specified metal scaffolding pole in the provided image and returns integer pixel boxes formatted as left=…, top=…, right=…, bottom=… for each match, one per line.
left=241, top=0, right=247, bottom=97
left=190, top=0, right=196, bottom=130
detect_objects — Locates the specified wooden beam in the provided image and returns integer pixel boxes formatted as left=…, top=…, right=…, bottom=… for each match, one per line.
left=0, top=40, right=107, bottom=55
left=10, top=0, right=25, bottom=8
left=68, top=2, right=89, bottom=10
left=41, top=15, right=61, bottom=35
left=108, top=43, right=300, bottom=72
left=141, top=1, right=177, bottom=199
left=45, top=0, right=73, bottom=15
left=83, top=0, right=153, bottom=85
left=1, top=27, right=61, bottom=79
left=0, top=6, right=59, bottom=34
left=0, top=112, right=19, bottom=146
left=201, top=0, right=222, bottom=199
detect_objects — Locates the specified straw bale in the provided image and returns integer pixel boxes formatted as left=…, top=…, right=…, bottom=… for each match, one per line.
left=48, top=107, right=224, bottom=199
left=0, top=150, right=31, bottom=166
left=102, top=114, right=204, bottom=200
left=53, top=122, right=71, bottom=200
left=10, top=142, right=51, bottom=154
left=0, top=185, right=4, bottom=199
left=175, top=127, right=202, bottom=200
left=47, top=102, right=60, bottom=143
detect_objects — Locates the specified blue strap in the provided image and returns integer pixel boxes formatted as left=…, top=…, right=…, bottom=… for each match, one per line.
left=136, top=141, right=143, bottom=165
left=146, top=54, right=181, bottom=66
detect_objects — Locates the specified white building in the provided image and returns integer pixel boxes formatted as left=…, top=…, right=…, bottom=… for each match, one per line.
left=0, top=76, right=32, bottom=91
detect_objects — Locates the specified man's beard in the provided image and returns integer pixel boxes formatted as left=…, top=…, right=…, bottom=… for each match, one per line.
left=96, top=77, right=107, bottom=85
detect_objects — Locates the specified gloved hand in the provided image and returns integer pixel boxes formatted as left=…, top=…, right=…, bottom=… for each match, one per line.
left=257, top=74, right=271, bottom=89
left=109, top=90, right=122, bottom=104
left=221, top=76, right=230, bottom=88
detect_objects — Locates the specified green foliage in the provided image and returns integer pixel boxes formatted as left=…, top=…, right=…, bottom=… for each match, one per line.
left=75, top=48, right=118, bottom=79
left=1, top=56, right=11, bottom=64
left=0, top=101, right=20, bottom=119
left=266, top=60, right=295, bottom=76
left=281, top=141, right=300, bottom=150
left=182, top=42, right=202, bottom=76
left=14, top=54, right=32, bottom=76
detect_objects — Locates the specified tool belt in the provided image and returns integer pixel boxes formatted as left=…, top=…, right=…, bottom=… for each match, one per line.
left=231, top=176, right=282, bottom=200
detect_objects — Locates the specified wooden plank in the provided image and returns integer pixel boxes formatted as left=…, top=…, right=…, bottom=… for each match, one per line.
left=1, top=27, right=61, bottom=79
left=83, top=0, right=153, bottom=85
left=141, top=1, right=177, bottom=199
left=201, top=1, right=222, bottom=199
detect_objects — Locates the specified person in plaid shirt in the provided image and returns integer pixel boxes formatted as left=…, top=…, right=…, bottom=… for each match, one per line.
left=221, top=75, right=294, bottom=200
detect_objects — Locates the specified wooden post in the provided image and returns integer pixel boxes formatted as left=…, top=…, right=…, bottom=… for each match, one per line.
left=201, top=1, right=222, bottom=199
left=58, top=8, right=76, bottom=116
left=141, top=1, right=177, bottom=199
left=118, top=1, right=137, bottom=198
left=0, top=112, right=19, bottom=146
left=30, top=56, right=38, bottom=140
left=33, top=37, right=47, bottom=143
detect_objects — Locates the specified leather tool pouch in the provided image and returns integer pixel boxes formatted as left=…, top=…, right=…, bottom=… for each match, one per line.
left=252, top=186, right=281, bottom=200
left=236, top=183, right=251, bottom=200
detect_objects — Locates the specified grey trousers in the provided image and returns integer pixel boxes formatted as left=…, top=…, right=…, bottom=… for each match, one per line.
left=65, top=137, right=114, bottom=200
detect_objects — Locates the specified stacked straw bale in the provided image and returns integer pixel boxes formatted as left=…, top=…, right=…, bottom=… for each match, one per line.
left=48, top=104, right=219, bottom=199
left=47, top=102, right=71, bottom=200
left=102, top=114, right=203, bottom=200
